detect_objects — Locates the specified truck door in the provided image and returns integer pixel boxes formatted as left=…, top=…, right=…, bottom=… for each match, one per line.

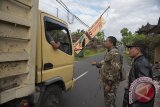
left=40, top=13, right=74, bottom=89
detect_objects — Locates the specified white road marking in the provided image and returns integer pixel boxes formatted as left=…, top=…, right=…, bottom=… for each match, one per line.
left=74, top=71, right=88, bottom=81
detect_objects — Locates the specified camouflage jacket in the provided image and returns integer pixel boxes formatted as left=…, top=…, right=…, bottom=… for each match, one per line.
left=97, top=47, right=121, bottom=84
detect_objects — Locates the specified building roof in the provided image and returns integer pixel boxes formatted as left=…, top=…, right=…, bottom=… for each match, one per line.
left=147, top=17, right=160, bottom=34
left=136, top=17, right=160, bottom=35
left=136, top=23, right=155, bottom=34
left=158, top=17, right=160, bottom=26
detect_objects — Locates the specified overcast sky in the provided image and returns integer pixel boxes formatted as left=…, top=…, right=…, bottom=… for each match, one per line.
left=39, top=0, right=160, bottom=40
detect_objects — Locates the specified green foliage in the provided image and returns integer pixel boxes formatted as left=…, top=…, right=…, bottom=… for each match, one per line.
left=120, top=28, right=133, bottom=45
left=121, top=28, right=150, bottom=44
left=96, top=31, right=105, bottom=42
left=120, top=28, right=160, bottom=49
left=71, top=29, right=85, bottom=37
left=149, top=34, right=160, bottom=48
left=71, top=29, right=105, bottom=42
left=121, top=28, right=132, bottom=37
left=120, top=27, right=160, bottom=62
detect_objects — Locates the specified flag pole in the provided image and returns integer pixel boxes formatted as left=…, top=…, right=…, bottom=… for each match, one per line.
left=100, top=6, right=110, bottom=17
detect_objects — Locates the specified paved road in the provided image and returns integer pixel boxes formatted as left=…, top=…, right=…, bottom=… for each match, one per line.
left=63, top=47, right=160, bottom=107
left=62, top=54, right=105, bottom=107
left=116, top=45, right=131, bottom=107
left=62, top=53, right=129, bottom=107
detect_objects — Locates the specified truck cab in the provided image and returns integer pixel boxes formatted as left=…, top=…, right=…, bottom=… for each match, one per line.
left=36, top=11, right=74, bottom=89
left=35, top=11, right=75, bottom=107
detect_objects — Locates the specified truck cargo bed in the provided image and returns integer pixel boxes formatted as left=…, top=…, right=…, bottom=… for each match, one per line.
left=0, top=0, right=38, bottom=104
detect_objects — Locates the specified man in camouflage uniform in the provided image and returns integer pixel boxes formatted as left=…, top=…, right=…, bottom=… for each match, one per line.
left=92, top=36, right=121, bottom=107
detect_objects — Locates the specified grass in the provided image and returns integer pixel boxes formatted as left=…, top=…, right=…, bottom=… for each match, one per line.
left=84, top=48, right=105, bottom=56
left=75, top=48, right=105, bottom=61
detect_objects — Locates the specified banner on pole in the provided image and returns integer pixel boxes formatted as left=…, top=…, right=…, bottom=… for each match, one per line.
left=73, top=17, right=106, bottom=54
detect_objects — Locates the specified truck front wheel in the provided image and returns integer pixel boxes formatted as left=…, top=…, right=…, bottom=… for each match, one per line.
left=40, top=85, right=62, bottom=107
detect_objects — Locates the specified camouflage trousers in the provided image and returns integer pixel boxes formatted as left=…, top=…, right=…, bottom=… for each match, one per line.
left=103, top=82, right=118, bottom=107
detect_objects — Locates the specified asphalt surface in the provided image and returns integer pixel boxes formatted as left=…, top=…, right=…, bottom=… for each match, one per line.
left=62, top=54, right=105, bottom=107
left=62, top=52, right=128, bottom=107
left=61, top=47, right=160, bottom=107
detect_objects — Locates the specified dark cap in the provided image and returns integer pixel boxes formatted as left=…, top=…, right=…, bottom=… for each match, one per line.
left=125, top=40, right=147, bottom=50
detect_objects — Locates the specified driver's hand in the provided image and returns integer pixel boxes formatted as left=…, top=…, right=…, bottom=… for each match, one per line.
left=50, top=41, right=60, bottom=49
left=91, top=61, right=97, bottom=65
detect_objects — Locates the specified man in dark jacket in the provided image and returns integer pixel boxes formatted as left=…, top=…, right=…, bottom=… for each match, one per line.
left=123, top=40, right=154, bottom=107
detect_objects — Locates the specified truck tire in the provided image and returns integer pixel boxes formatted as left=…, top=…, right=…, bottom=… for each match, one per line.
left=40, top=85, right=62, bottom=107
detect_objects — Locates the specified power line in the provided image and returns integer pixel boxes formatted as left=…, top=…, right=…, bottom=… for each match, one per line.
left=56, top=0, right=89, bottom=28
left=56, top=0, right=75, bottom=24
left=66, top=0, right=111, bottom=29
